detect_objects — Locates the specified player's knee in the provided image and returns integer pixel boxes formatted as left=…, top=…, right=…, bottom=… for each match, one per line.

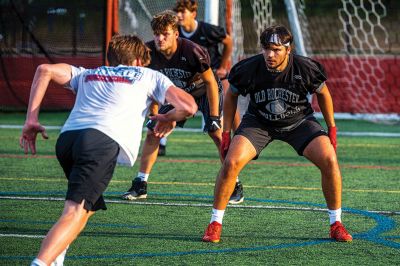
left=61, top=202, right=88, bottom=222
left=319, top=153, right=339, bottom=171
left=222, top=157, right=242, bottom=175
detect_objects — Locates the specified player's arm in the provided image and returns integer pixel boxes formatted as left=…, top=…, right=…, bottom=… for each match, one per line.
left=152, top=85, right=197, bottom=123
left=216, top=34, right=233, bottom=79
left=316, top=83, right=337, bottom=151
left=316, top=83, right=335, bottom=128
left=200, top=68, right=219, bottom=117
left=148, top=100, right=159, bottom=116
left=219, top=84, right=239, bottom=158
left=20, top=63, right=72, bottom=154
left=223, top=86, right=239, bottom=132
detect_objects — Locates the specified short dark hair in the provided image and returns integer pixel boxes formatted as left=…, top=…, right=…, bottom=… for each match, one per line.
left=151, top=10, right=179, bottom=34
left=173, top=0, right=198, bottom=13
left=260, top=25, right=293, bottom=48
left=107, top=34, right=151, bottom=66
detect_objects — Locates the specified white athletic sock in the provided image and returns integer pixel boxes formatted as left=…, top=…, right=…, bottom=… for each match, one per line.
left=236, top=176, right=239, bottom=182
left=328, top=208, right=342, bottom=225
left=31, top=258, right=46, bottom=266
left=210, top=208, right=225, bottom=224
left=160, top=137, right=167, bottom=146
left=137, top=172, right=149, bottom=182
left=51, top=245, right=69, bottom=266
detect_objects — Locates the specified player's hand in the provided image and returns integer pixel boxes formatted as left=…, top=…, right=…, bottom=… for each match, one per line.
left=220, top=131, right=231, bottom=159
left=216, top=67, right=229, bottom=80
left=328, top=126, right=337, bottom=153
left=149, top=116, right=176, bottom=138
left=19, top=122, right=48, bottom=155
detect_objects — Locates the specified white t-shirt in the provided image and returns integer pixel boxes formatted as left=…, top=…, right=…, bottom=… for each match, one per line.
left=61, top=65, right=173, bottom=166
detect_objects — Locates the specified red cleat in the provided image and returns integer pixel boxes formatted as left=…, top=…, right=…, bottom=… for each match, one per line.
left=330, top=221, right=353, bottom=242
left=202, top=221, right=222, bottom=243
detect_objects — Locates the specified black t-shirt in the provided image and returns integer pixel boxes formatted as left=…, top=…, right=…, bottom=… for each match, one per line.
left=146, top=38, right=211, bottom=89
left=229, top=53, right=327, bottom=128
left=178, top=21, right=226, bottom=69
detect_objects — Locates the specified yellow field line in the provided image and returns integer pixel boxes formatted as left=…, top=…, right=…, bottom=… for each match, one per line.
left=1, top=177, right=399, bottom=194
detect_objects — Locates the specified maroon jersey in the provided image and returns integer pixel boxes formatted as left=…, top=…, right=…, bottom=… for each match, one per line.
left=179, top=21, right=226, bottom=69
left=146, top=38, right=211, bottom=90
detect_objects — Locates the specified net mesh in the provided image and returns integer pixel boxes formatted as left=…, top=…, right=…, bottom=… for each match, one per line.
left=118, top=0, right=227, bottom=41
left=233, top=0, right=400, bottom=117
left=1, top=0, right=399, bottom=116
left=337, top=0, right=390, bottom=114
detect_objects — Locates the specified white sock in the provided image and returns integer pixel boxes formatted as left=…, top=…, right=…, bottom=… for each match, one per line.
left=236, top=176, right=239, bottom=182
left=31, top=258, right=47, bottom=266
left=210, top=208, right=225, bottom=224
left=137, top=172, right=149, bottom=182
left=160, top=137, right=167, bottom=146
left=328, top=208, right=342, bottom=225
left=51, top=245, right=69, bottom=266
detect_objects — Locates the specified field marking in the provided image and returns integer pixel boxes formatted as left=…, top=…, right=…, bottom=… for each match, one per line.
left=0, top=233, right=44, bottom=238
left=1, top=153, right=399, bottom=171
left=1, top=195, right=399, bottom=261
left=1, top=124, right=399, bottom=137
left=1, top=195, right=399, bottom=215
left=1, top=177, right=400, bottom=194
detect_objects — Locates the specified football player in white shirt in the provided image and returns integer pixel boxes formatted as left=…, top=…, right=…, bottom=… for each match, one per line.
left=21, top=34, right=197, bottom=266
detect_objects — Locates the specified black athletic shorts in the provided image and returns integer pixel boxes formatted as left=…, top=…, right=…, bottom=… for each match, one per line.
left=235, top=114, right=328, bottom=158
left=55, top=128, right=119, bottom=212
left=155, top=78, right=223, bottom=132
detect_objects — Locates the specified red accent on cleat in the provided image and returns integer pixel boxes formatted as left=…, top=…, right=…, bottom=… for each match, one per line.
left=330, top=221, right=353, bottom=242
left=202, top=221, right=222, bottom=243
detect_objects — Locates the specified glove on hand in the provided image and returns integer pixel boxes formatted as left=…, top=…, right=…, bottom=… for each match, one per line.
left=207, top=116, right=222, bottom=132
left=220, top=131, right=231, bottom=159
left=328, top=126, right=337, bottom=152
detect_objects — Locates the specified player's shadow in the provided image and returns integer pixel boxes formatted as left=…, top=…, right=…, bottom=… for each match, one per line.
left=106, top=194, right=214, bottom=205
left=79, top=230, right=328, bottom=244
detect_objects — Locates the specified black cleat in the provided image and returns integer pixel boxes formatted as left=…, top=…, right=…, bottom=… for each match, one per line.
left=122, top=178, right=147, bottom=200
left=229, top=181, right=244, bottom=204
left=158, top=144, right=166, bottom=156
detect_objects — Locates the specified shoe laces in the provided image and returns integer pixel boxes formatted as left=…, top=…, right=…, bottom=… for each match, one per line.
left=331, top=222, right=349, bottom=237
left=207, top=222, right=221, bottom=235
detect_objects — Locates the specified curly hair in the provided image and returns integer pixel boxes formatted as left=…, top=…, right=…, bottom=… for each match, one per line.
left=151, top=10, right=179, bottom=34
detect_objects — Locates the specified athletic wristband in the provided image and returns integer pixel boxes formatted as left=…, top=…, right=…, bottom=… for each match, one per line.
left=207, top=116, right=222, bottom=132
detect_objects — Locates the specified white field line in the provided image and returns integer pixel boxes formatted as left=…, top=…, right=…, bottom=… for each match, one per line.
left=0, top=233, right=45, bottom=238
left=1, top=124, right=399, bottom=137
left=1, top=195, right=399, bottom=215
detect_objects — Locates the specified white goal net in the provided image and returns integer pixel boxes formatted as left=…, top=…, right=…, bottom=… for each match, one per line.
left=118, top=0, right=400, bottom=120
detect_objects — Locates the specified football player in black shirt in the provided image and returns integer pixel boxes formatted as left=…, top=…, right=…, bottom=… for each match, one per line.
left=122, top=10, right=244, bottom=204
left=202, top=25, right=352, bottom=243
left=173, top=0, right=243, bottom=203
left=174, top=0, right=232, bottom=78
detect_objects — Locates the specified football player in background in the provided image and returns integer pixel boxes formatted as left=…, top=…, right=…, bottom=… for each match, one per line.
left=173, top=0, right=244, bottom=203
left=122, top=10, right=244, bottom=204
left=202, top=25, right=352, bottom=243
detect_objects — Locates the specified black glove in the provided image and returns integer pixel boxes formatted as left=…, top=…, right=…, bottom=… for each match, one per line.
left=206, top=116, right=222, bottom=132
left=146, top=118, right=156, bottom=131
